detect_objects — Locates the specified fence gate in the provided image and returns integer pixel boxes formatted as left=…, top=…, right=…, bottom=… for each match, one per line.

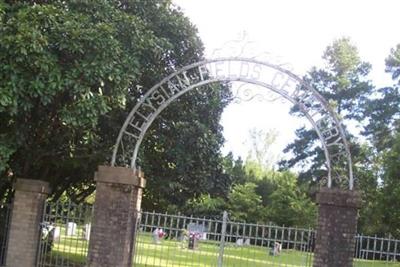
left=133, top=211, right=315, bottom=267
left=36, top=200, right=92, bottom=267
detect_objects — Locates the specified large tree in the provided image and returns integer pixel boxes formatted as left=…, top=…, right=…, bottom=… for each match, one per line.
left=279, top=38, right=374, bottom=186
left=0, top=0, right=231, bottom=206
left=359, top=44, right=400, bottom=237
left=363, top=44, right=400, bottom=151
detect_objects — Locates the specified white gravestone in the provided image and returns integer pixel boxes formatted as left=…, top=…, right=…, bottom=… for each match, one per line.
left=236, top=238, right=244, bottom=246
left=201, top=232, right=207, bottom=240
left=66, top=222, right=77, bottom=236
left=269, top=242, right=282, bottom=256
left=53, top=226, right=61, bottom=242
left=84, top=223, right=91, bottom=240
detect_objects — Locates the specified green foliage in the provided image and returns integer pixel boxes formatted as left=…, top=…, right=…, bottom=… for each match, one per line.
left=219, top=156, right=316, bottom=227
left=385, top=44, right=400, bottom=83
left=222, top=153, right=247, bottom=185
left=0, top=0, right=152, bottom=184
left=267, top=172, right=316, bottom=227
left=362, top=86, right=399, bottom=151
left=141, top=84, right=231, bottom=211
left=358, top=43, right=400, bottom=237
left=197, top=155, right=317, bottom=227
left=323, top=37, right=363, bottom=89
left=0, top=0, right=230, bottom=206
left=227, top=182, right=263, bottom=222
left=280, top=37, right=374, bottom=183
left=377, top=132, right=400, bottom=238
left=355, top=143, right=382, bottom=235
left=184, top=194, right=227, bottom=218
left=279, top=39, right=400, bottom=236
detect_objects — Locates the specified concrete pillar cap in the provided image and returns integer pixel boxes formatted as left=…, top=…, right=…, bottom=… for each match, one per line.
left=14, top=178, right=51, bottom=194
left=316, top=187, right=361, bottom=208
left=95, top=165, right=146, bottom=188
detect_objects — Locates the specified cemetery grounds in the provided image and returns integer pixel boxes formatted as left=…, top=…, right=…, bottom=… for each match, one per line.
left=34, top=202, right=400, bottom=267
left=43, top=231, right=400, bottom=267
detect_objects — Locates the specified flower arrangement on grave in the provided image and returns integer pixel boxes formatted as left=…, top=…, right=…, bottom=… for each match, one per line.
left=152, top=228, right=165, bottom=244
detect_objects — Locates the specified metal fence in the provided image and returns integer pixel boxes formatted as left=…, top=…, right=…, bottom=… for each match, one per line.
left=354, top=234, right=400, bottom=263
left=0, top=203, right=11, bottom=267
left=133, top=211, right=314, bottom=267
left=36, top=201, right=92, bottom=267
left=33, top=200, right=400, bottom=267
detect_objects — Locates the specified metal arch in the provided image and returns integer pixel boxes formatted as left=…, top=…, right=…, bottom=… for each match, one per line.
left=111, top=57, right=354, bottom=190
left=128, top=77, right=332, bottom=181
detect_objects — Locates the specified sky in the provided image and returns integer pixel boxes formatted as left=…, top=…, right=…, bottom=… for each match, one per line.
left=173, top=0, right=399, bottom=163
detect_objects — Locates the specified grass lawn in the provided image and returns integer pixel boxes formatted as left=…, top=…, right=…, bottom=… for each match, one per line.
left=38, top=228, right=89, bottom=267
left=133, top=234, right=400, bottom=267
left=134, top=234, right=313, bottom=267
left=43, top=232, right=400, bottom=267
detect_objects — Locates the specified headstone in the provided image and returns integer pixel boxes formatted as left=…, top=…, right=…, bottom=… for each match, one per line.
left=84, top=223, right=91, bottom=240
left=187, top=223, right=205, bottom=250
left=244, top=238, right=250, bottom=246
left=201, top=232, right=207, bottom=240
left=187, top=223, right=206, bottom=234
left=269, top=242, right=282, bottom=256
left=53, top=226, right=61, bottom=242
left=188, top=232, right=199, bottom=250
left=236, top=238, right=244, bottom=246
left=66, top=222, right=77, bottom=236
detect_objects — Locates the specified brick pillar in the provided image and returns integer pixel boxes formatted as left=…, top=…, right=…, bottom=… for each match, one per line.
left=6, top=179, right=50, bottom=267
left=313, top=188, right=361, bottom=267
left=87, top=166, right=146, bottom=267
